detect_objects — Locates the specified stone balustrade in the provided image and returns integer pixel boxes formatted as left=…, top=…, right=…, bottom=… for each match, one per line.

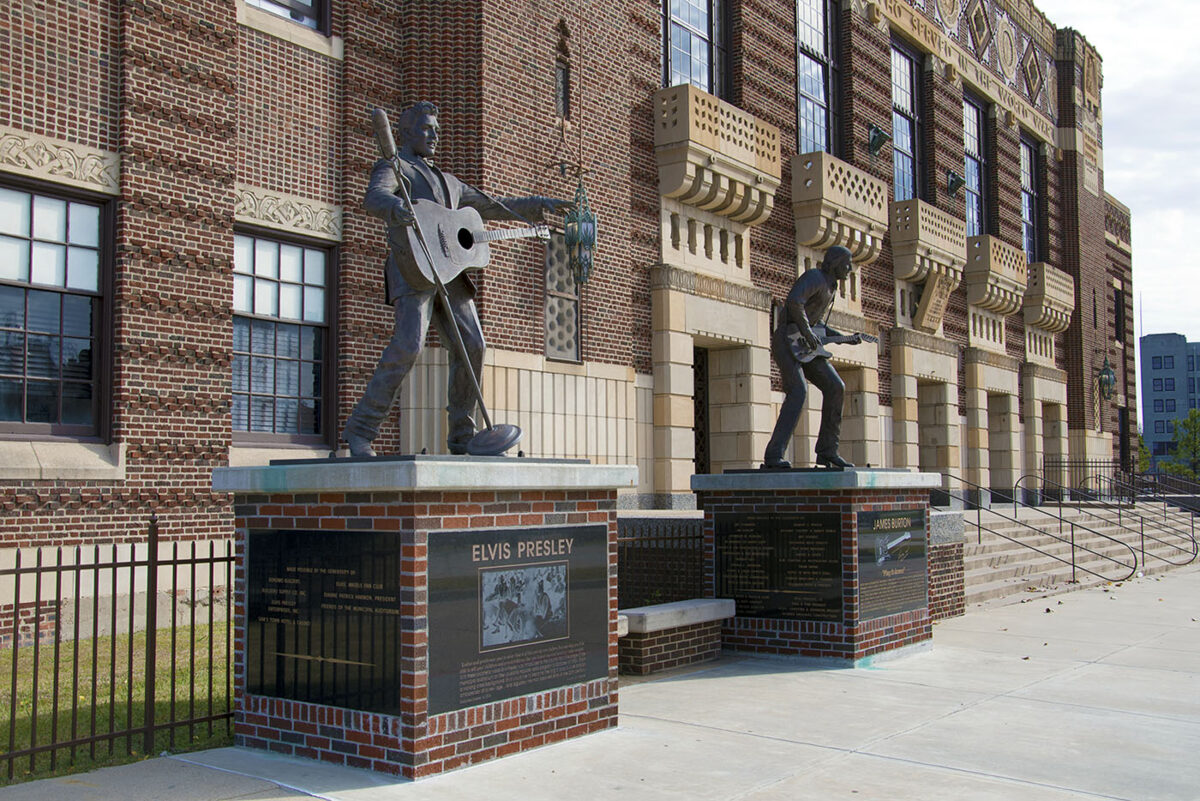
left=1023, top=261, right=1075, bottom=332
left=890, top=199, right=966, bottom=285
left=654, top=85, right=780, bottom=225
left=792, top=151, right=888, bottom=264
left=964, top=234, right=1028, bottom=316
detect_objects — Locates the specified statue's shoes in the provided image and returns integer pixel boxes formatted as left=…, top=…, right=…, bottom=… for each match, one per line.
left=345, top=433, right=377, bottom=458
left=816, top=453, right=854, bottom=469
left=761, top=458, right=791, bottom=469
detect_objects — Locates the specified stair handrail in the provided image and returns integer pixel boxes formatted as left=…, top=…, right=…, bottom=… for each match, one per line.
left=1072, top=473, right=1199, bottom=567
left=943, top=473, right=1137, bottom=584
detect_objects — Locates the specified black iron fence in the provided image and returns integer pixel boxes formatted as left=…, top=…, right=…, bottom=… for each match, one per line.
left=616, top=516, right=704, bottom=609
left=1, top=516, right=234, bottom=783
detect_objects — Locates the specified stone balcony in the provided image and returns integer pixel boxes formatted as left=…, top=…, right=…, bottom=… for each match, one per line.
left=890, top=199, right=966, bottom=333
left=1024, top=262, right=1075, bottom=332
left=792, top=151, right=888, bottom=264
left=964, top=235, right=1027, bottom=316
left=654, top=84, right=781, bottom=225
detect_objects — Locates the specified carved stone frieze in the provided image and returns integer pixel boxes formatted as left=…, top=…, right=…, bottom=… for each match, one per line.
left=649, top=264, right=773, bottom=312
left=234, top=184, right=342, bottom=242
left=965, top=0, right=993, bottom=58
left=937, top=0, right=962, bottom=29
left=994, top=14, right=1018, bottom=79
left=0, top=125, right=119, bottom=195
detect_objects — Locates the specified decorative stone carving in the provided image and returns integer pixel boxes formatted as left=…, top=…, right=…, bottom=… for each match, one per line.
left=0, top=125, right=119, bottom=195
left=234, top=184, right=342, bottom=242
left=937, top=0, right=962, bottom=29
left=649, top=264, right=773, bottom=312
left=1023, top=261, right=1074, bottom=333
left=791, top=152, right=888, bottom=265
left=994, top=14, right=1018, bottom=79
left=1020, top=43, right=1043, bottom=101
left=965, top=0, right=993, bottom=59
left=654, top=85, right=780, bottom=226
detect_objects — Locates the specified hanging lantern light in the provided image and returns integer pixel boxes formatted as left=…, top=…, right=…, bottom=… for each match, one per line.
left=564, top=177, right=597, bottom=284
left=1098, top=356, right=1117, bottom=401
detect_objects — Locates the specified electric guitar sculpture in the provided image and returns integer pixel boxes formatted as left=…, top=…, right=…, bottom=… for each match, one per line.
left=391, top=199, right=551, bottom=288
left=786, top=324, right=879, bottom=364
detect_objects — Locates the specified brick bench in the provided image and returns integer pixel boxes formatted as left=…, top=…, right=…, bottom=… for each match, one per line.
left=617, top=599, right=735, bottom=675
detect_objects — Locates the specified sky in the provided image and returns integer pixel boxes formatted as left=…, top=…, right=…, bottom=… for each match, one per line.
left=1031, top=0, right=1200, bottom=343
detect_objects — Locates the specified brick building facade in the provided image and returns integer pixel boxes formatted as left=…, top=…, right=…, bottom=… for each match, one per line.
left=1, top=0, right=1133, bottom=542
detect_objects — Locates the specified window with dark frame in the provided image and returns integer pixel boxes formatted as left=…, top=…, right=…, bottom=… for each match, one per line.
left=1153, top=356, right=1163, bottom=369
left=544, top=232, right=580, bottom=362
left=244, top=0, right=327, bottom=32
left=1019, top=135, right=1040, bottom=261
left=1155, top=399, right=1164, bottom=413
left=1113, top=287, right=1125, bottom=341
left=0, top=185, right=105, bottom=438
left=1155, top=421, right=1165, bottom=434
left=1154, top=378, right=1163, bottom=391
left=664, top=0, right=730, bottom=99
left=1165, top=355, right=1174, bottom=369
left=891, top=42, right=921, bottom=202
left=555, top=58, right=572, bottom=121
left=1166, top=378, right=1176, bottom=392
left=962, top=94, right=988, bottom=237
left=797, top=0, right=840, bottom=156
left=232, top=233, right=330, bottom=441
left=1167, top=399, right=1176, bottom=413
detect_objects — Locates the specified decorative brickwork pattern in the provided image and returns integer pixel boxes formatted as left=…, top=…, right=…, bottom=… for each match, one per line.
left=618, top=620, right=723, bottom=675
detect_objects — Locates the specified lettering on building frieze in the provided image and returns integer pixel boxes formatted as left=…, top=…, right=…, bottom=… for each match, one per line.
left=879, top=0, right=1055, bottom=142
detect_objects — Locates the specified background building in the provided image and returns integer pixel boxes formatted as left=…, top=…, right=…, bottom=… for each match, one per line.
left=1140, top=332, right=1200, bottom=470
left=0, top=0, right=1134, bottom=547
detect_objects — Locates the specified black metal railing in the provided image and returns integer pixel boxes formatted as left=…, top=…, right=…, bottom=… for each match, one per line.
left=946, top=473, right=1137, bottom=584
left=616, top=516, right=704, bottom=609
left=1070, top=474, right=1199, bottom=568
left=1, top=516, right=233, bottom=784
left=1042, top=457, right=1121, bottom=493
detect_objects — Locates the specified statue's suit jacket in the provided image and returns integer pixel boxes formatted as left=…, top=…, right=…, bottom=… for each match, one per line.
left=363, top=153, right=528, bottom=304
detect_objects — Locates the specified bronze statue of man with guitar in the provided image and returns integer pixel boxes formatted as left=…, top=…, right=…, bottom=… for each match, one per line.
left=344, top=101, right=570, bottom=458
left=763, top=246, right=877, bottom=469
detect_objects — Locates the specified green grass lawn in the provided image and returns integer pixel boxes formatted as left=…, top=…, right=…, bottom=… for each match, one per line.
left=0, top=620, right=233, bottom=787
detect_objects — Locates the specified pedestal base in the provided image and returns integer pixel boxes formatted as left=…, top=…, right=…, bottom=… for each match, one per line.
left=214, top=456, right=636, bottom=779
left=692, top=469, right=942, bottom=662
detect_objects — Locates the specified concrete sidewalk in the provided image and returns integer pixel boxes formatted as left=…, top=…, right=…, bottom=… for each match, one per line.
left=5, top=565, right=1199, bottom=801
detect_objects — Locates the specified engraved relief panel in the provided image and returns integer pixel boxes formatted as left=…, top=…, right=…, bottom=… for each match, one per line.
left=234, top=184, right=343, bottom=242
left=965, top=0, right=993, bottom=59
left=0, top=126, right=120, bottom=195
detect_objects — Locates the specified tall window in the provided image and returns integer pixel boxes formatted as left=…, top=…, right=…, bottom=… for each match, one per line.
left=797, top=0, right=840, bottom=155
left=1113, top=288, right=1125, bottom=341
left=1019, top=135, right=1040, bottom=261
left=891, top=42, right=921, bottom=202
left=962, top=94, right=988, bottom=237
left=545, top=233, right=580, bottom=362
left=664, top=0, right=729, bottom=99
left=0, top=185, right=104, bottom=437
left=232, top=233, right=329, bottom=441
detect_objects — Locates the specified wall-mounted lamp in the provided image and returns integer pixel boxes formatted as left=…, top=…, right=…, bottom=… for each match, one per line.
left=1097, top=356, right=1117, bottom=401
left=947, top=169, right=967, bottom=198
left=564, top=177, right=597, bottom=285
left=867, top=124, right=891, bottom=158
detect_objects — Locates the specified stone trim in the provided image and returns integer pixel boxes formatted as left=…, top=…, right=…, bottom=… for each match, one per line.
left=0, top=441, right=126, bottom=481
left=649, top=264, right=773, bottom=312
left=792, top=152, right=888, bottom=265
left=1024, top=362, right=1067, bottom=384
left=0, top=125, right=120, bottom=195
left=234, top=183, right=342, bottom=242
left=965, top=347, right=1020, bottom=372
left=891, top=325, right=961, bottom=359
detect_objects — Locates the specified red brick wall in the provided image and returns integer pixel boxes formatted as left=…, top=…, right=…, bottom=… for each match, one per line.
left=231, top=487, right=619, bottom=779
left=927, top=541, right=964, bottom=621
left=699, top=488, right=932, bottom=660
left=618, top=619, right=723, bottom=675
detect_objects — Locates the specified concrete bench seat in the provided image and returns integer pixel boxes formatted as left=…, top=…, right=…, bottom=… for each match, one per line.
left=617, top=598, right=735, bottom=675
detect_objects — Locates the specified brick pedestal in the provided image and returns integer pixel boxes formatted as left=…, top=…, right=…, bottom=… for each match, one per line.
left=213, top=456, right=636, bottom=779
left=693, top=469, right=941, bottom=663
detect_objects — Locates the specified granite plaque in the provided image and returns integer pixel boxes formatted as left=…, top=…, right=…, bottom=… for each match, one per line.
left=246, top=530, right=403, bottom=715
left=714, top=512, right=842, bottom=621
left=427, top=524, right=608, bottom=715
left=857, top=509, right=928, bottom=619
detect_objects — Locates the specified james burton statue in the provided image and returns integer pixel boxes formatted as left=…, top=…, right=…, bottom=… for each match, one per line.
left=763, top=245, right=876, bottom=470
left=343, top=101, right=569, bottom=458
